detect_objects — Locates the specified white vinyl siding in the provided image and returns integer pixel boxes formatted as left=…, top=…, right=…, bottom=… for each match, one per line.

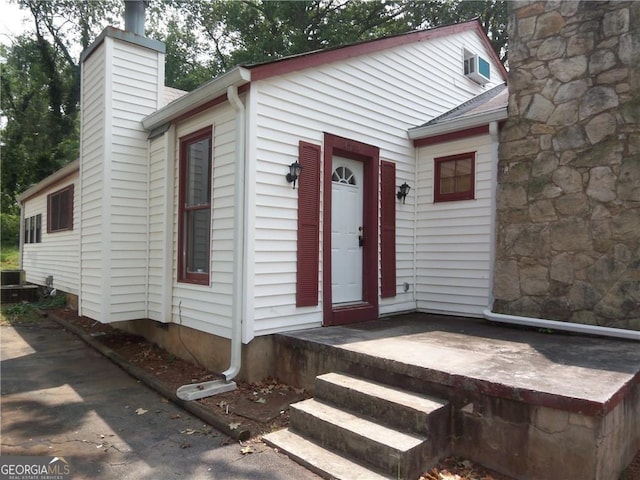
left=80, top=35, right=163, bottom=322
left=80, top=43, right=107, bottom=319
left=108, top=40, right=162, bottom=320
left=146, top=134, right=167, bottom=321
left=248, top=29, right=504, bottom=335
left=170, top=104, right=237, bottom=339
left=415, top=134, right=495, bottom=316
left=22, top=175, right=79, bottom=295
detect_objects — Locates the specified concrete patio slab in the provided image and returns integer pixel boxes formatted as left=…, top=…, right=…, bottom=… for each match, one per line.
left=273, top=313, right=640, bottom=480
left=277, top=313, right=640, bottom=415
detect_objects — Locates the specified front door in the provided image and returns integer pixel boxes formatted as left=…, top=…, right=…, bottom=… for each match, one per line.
left=322, top=132, right=379, bottom=326
left=331, top=157, right=364, bottom=304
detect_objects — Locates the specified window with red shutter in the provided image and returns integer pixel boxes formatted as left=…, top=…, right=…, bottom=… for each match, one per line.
left=296, top=141, right=321, bottom=307
left=380, top=161, right=396, bottom=298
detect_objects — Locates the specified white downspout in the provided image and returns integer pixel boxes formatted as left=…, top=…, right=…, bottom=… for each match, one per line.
left=176, top=84, right=246, bottom=401
left=487, top=121, right=499, bottom=308
left=222, top=84, right=246, bottom=381
left=483, top=310, right=640, bottom=341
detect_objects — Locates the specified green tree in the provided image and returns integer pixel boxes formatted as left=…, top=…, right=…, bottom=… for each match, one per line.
left=152, top=0, right=507, bottom=90
left=402, top=0, right=508, bottom=62
left=1, top=38, right=78, bottom=213
left=1, top=0, right=120, bottom=213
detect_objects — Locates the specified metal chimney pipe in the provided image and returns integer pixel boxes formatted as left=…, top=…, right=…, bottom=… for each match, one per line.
left=124, top=0, right=147, bottom=36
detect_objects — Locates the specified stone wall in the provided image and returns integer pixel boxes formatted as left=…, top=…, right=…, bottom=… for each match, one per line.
left=495, top=1, right=640, bottom=330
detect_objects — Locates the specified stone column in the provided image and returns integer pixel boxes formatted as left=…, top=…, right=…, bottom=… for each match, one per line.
left=495, top=0, right=640, bottom=330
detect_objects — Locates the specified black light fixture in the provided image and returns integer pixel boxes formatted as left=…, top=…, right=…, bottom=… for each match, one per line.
left=397, top=182, right=411, bottom=203
left=286, top=161, right=302, bottom=189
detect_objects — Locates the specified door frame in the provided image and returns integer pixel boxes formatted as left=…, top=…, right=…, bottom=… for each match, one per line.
left=323, top=133, right=379, bottom=326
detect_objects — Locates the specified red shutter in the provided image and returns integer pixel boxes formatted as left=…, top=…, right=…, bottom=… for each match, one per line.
left=296, top=141, right=321, bottom=307
left=380, top=160, right=396, bottom=298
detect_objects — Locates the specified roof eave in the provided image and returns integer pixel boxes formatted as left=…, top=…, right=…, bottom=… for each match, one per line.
left=408, top=107, right=507, bottom=140
left=17, top=159, right=80, bottom=203
left=142, top=67, right=252, bottom=131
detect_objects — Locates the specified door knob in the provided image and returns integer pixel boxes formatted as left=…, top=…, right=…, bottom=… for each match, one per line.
left=358, top=226, right=364, bottom=247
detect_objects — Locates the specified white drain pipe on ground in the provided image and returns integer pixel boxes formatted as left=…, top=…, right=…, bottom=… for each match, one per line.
left=177, top=85, right=246, bottom=401
left=483, top=309, right=640, bottom=341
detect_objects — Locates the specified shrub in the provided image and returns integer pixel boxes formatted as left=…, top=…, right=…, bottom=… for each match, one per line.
left=1, top=213, right=20, bottom=247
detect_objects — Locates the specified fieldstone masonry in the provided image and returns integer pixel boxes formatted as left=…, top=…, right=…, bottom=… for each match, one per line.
left=495, top=0, right=640, bottom=330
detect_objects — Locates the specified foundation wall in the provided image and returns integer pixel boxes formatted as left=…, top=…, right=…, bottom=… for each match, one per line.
left=114, top=319, right=275, bottom=383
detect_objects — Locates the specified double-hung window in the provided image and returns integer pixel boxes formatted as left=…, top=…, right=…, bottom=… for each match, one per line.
left=178, top=128, right=212, bottom=285
left=47, top=185, right=74, bottom=232
left=24, top=214, right=42, bottom=243
left=434, top=152, right=475, bottom=202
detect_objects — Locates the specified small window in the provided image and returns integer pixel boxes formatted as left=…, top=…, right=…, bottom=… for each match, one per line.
left=24, top=214, right=42, bottom=244
left=434, top=152, right=475, bottom=202
left=332, top=166, right=356, bottom=185
left=178, top=128, right=212, bottom=285
left=47, top=185, right=73, bottom=233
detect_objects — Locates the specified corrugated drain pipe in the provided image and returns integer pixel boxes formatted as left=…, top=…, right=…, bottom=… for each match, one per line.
left=483, top=310, right=640, bottom=341
left=176, top=85, right=246, bottom=400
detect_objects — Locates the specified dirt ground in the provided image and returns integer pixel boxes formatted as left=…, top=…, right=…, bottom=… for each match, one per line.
left=9, top=304, right=638, bottom=480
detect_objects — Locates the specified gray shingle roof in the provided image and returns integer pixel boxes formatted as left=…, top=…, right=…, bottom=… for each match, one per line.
left=418, top=83, right=507, bottom=129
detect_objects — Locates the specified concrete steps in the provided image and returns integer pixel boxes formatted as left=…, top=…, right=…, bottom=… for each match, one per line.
left=264, top=372, right=450, bottom=480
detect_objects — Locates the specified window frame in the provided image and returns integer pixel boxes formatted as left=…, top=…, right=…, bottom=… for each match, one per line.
left=434, top=152, right=476, bottom=203
left=24, top=215, right=41, bottom=244
left=178, top=127, right=213, bottom=285
left=47, top=185, right=74, bottom=233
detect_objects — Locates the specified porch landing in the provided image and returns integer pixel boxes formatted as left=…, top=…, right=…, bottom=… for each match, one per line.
left=272, top=313, right=640, bottom=480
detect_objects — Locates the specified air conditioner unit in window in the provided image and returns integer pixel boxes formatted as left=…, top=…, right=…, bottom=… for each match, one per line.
left=464, top=54, right=490, bottom=85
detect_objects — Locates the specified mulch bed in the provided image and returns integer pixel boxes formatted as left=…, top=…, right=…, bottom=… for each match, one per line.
left=52, top=308, right=303, bottom=440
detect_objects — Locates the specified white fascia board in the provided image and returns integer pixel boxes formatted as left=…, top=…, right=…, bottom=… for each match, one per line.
left=408, top=107, right=507, bottom=140
left=142, top=67, right=252, bottom=131
left=17, top=159, right=80, bottom=203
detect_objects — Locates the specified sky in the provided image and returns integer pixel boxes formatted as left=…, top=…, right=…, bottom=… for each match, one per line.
left=0, top=0, right=31, bottom=43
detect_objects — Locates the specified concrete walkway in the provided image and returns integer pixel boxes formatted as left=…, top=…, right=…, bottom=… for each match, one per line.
left=1, top=319, right=320, bottom=480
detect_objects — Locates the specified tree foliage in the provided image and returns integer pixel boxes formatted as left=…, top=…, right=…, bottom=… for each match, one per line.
left=1, top=0, right=507, bottom=212
left=1, top=0, right=120, bottom=213
left=0, top=37, right=79, bottom=213
left=151, top=0, right=507, bottom=90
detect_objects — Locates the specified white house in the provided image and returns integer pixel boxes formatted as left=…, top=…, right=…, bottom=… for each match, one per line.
left=18, top=18, right=507, bottom=380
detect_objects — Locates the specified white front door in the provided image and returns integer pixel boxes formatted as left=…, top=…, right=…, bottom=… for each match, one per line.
left=331, top=157, right=364, bottom=304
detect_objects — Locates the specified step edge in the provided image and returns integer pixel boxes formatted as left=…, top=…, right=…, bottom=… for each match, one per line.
left=291, top=399, right=426, bottom=450
left=263, top=428, right=394, bottom=480
left=317, top=372, right=448, bottom=411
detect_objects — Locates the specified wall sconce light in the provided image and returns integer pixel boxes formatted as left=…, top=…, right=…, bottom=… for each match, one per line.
left=397, top=182, right=411, bottom=203
left=286, top=161, right=302, bottom=189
